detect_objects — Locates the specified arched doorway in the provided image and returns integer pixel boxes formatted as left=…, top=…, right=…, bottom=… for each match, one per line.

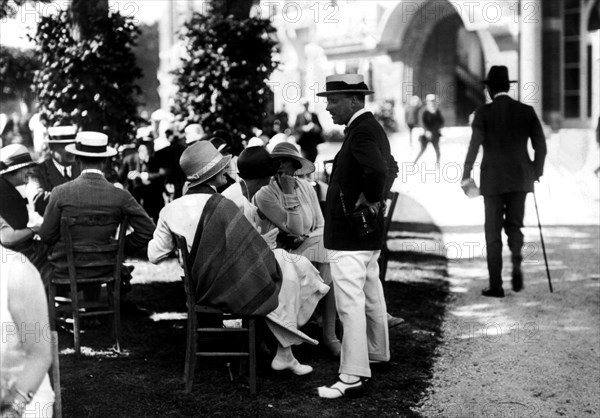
left=379, top=0, right=490, bottom=125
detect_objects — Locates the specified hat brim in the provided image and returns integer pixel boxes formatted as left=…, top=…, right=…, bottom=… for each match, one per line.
left=270, top=151, right=315, bottom=176
left=482, top=80, right=517, bottom=85
left=0, top=160, right=36, bottom=175
left=47, top=139, right=77, bottom=144
left=187, top=154, right=232, bottom=189
left=316, top=89, right=374, bottom=97
left=65, top=144, right=118, bottom=158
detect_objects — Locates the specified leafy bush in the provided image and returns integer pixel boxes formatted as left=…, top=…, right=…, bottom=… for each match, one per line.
left=172, top=5, right=279, bottom=151
left=33, top=10, right=142, bottom=145
left=0, top=46, right=40, bottom=108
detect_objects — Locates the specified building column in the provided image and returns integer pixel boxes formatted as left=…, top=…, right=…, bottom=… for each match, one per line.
left=520, top=0, right=543, bottom=118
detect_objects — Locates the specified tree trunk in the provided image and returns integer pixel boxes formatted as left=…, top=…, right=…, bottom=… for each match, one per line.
left=70, top=0, right=109, bottom=40
left=212, top=0, right=254, bottom=18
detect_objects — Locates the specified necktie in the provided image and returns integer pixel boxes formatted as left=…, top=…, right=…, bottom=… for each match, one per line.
left=63, top=167, right=70, bottom=180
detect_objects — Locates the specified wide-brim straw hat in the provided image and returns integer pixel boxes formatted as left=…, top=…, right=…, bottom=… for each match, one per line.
left=316, top=74, right=374, bottom=97
left=47, top=125, right=77, bottom=144
left=65, top=131, right=117, bottom=158
left=482, top=65, right=517, bottom=86
left=180, top=141, right=232, bottom=189
left=270, top=142, right=315, bottom=176
left=237, top=146, right=278, bottom=180
left=0, top=144, right=36, bottom=175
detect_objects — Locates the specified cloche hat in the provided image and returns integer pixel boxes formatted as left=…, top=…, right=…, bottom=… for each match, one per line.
left=270, top=142, right=315, bottom=176
left=179, top=141, right=232, bottom=189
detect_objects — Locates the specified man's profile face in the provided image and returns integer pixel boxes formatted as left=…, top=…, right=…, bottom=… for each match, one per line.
left=325, top=93, right=355, bottom=126
left=51, top=144, right=75, bottom=166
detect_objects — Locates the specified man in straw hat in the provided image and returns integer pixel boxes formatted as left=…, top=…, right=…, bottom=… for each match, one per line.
left=315, top=73, right=396, bottom=398
left=149, top=142, right=328, bottom=375
left=461, top=65, right=546, bottom=298
left=28, top=125, right=81, bottom=216
left=39, top=132, right=155, bottom=308
left=0, top=144, right=51, bottom=283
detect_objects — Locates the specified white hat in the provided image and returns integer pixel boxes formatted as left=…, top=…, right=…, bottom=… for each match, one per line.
left=0, top=144, right=36, bottom=175
left=136, top=126, right=154, bottom=140
left=47, top=125, right=78, bottom=144
left=425, top=94, right=437, bottom=102
left=184, top=124, right=206, bottom=145
left=65, top=131, right=117, bottom=158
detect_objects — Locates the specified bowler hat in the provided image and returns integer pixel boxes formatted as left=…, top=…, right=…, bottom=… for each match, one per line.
left=316, top=74, right=374, bottom=97
left=482, top=66, right=517, bottom=86
left=0, top=144, right=36, bottom=175
left=66, top=131, right=117, bottom=158
left=179, top=141, right=232, bottom=189
left=237, top=146, right=278, bottom=179
left=270, top=142, right=315, bottom=176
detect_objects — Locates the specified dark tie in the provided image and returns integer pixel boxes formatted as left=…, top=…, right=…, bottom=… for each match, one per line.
left=63, top=167, right=70, bottom=180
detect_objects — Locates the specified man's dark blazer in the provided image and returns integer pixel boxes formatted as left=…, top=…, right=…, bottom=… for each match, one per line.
left=30, top=158, right=80, bottom=215
left=324, top=112, right=391, bottom=251
left=39, top=172, right=156, bottom=279
left=464, top=95, right=546, bottom=196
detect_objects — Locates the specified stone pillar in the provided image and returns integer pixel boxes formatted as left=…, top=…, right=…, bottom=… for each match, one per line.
left=519, top=0, right=543, bottom=118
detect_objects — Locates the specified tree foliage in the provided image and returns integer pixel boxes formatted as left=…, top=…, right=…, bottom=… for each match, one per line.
left=0, top=46, right=40, bottom=108
left=172, top=2, right=279, bottom=146
left=33, top=9, right=142, bottom=145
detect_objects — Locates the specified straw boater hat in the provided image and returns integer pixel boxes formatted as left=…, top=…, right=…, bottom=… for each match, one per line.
left=0, top=144, right=36, bottom=175
left=47, top=125, right=77, bottom=144
left=270, top=142, right=315, bottom=176
left=482, top=65, right=517, bottom=87
left=65, top=131, right=117, bottom=158
left=179, top=141, right=232, bottom=189
left=316, top=74, right=374, bottom=97
left=237, top=146, right=278, bottom=180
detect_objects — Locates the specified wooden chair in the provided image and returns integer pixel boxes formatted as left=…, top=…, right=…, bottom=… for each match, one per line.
left=50, top=330, right=62, bottom=418
left=173, top=234, right=257, bottom=395
left=48, top=215, right=128, bottom=354
left=379, top=191, right=399, bottom=281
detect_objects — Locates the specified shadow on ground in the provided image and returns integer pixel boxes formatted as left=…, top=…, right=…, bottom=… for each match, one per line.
left=58, top=222, right=449, bottom=417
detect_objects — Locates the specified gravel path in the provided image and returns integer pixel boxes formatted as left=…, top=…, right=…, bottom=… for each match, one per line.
left=414, top=225, right=600, bottom=417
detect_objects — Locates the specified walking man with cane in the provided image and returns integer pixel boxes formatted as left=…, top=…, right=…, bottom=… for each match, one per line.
left=461, top=66, right=547, bottom=298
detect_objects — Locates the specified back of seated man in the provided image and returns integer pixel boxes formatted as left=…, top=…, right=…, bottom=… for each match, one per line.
left=27, top=125, right=81, bottom=216
left=38, top=131, right=156, bottom=307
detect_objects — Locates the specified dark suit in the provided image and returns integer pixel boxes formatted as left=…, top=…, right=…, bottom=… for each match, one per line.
left=464, top=94, right=546, bottom=289
left=324, top=112, right=391, bottom=251
left=323, top=110, right=391, bottom=377
left=39, top=171, right=156, bottom=279
left=30, top=158, right=81, bottom=215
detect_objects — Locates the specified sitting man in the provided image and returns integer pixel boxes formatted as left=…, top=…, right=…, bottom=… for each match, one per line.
left=28, top=125, right=80, bottom=216
left=39, top=131, right=156, bottom=309
left=149, top=141, right=328, bottom=375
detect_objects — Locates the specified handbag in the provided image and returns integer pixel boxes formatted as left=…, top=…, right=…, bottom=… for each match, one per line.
left=339, top=190, right=376, bottom=237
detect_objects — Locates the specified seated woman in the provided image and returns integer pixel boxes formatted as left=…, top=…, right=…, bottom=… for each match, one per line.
left=148, top=142, right=328, bottom=375
left=1, top=245, right=55, bottom=417
left=0, top=144, right=51, bottom=285
left=252, top=142, right=341, bottom=357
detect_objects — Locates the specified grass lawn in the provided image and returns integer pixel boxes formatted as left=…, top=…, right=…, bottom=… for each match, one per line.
left=57, top=222, right=448, bottom=417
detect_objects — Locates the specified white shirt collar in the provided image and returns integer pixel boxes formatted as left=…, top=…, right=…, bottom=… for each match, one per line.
left=81, top=169, right=104, bottom=176
left=53, top=159, right=72, bottom=177
left=347, top=108, right=369, bottom=127
left=493, top=92, right=511, bottom=99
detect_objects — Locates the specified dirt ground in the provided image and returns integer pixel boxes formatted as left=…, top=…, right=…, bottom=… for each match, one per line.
left=413, top=225, right=600, bottom=417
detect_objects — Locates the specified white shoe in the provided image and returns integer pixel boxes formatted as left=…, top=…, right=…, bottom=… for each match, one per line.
left=271, top=358, right=313, bottom=376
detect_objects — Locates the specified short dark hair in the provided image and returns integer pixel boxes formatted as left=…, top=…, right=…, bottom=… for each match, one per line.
left=77, top=155, right=106, bottom=166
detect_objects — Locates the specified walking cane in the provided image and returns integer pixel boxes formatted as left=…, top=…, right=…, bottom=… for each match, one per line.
left=533, top=188, right=553, bottom=292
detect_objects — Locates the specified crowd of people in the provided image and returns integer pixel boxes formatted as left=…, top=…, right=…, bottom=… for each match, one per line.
left=1, top=66, right=548, bottom=413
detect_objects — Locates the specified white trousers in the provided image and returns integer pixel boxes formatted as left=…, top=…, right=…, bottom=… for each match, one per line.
left=330, top=250, right=390, bottom=378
